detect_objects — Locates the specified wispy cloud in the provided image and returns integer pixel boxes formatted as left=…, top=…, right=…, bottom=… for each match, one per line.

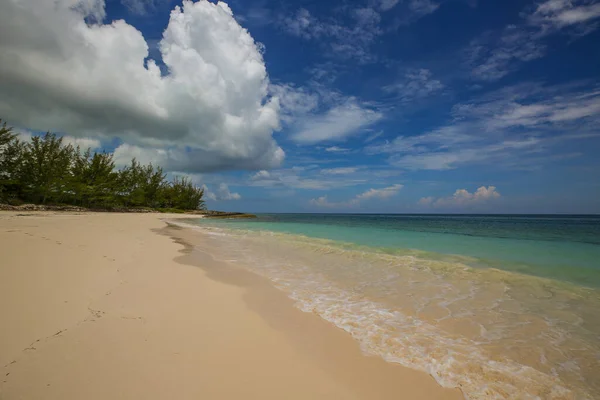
left=121, top=0, right=170, bottom=16
left=324, top=146, right=352, bottom=153
left=310, top=184, right=403, bottom=207
left=466, top=0, right=600, bottom=81
left=271, top=83, right=383, bottom=145
left=279, top=0, right=441, bottom=62
left=291, top=100, right=383, bottom=144
left=249, top=168, right=367, bottom=190
left=270, top=83, right=319, bottom=123
left=279, top=7, right=382, bottom=63
left=466, top=26, right=546, bottom=82
left=367, top=82, right=600, bottom=170
left=528, top=0, right=600, bottom=32
left=376, top=0, right=440, bottom=22
left=321, top=167, right=360, bottom=175
left=383, top=68, right=444, bottom=101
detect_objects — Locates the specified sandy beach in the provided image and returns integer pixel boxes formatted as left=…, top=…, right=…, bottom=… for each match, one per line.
left=0, top=212, right=462, bottom=400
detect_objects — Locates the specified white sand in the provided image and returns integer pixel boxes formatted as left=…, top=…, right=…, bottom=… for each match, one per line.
left=0, top=212, right=463, bottom=400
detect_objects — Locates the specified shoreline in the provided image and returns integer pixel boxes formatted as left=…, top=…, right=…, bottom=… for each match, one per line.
left=0, top=211, right=462, bottom=400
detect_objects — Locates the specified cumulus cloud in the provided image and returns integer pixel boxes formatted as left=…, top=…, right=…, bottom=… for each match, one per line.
left=0, top=0, right=284, bottom=173
left=202, top=183, right=241, bottom=201
left=419, top=186, right=501, bottom=208
left=354, top=184, right=403, bottom=201
left=309, top=195, right=335, bottom=207
left=310, top=184, right=403, bottom=207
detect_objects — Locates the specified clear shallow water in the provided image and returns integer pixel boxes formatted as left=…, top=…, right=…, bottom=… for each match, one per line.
left=170, top=214, right=600, bottom=399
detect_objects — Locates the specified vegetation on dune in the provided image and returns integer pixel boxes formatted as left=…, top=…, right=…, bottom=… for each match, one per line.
left=0, top=120, right=205, bottom=211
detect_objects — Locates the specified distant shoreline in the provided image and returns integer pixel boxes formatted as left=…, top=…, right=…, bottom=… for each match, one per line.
left=0, top=203, right=256, bottom=218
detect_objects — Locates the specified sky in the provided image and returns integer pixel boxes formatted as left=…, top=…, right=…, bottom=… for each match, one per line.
left=1, top=0, right=599, bottom=213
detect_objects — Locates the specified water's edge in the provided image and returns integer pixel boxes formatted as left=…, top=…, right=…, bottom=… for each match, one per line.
left=167, top=219, right=600, bottom=400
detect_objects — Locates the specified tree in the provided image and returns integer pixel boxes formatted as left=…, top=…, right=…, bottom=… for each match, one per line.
left=70, top=149, right=118, bottom=207
left=0, top=120, right=16, bottom=147
left=164, top=176, right=206, bottom=210
left=19, top=133, right=74, bottom=204
left=0, top=121, right=24, bottom=202
left=0, top=118, right=206, bottom=210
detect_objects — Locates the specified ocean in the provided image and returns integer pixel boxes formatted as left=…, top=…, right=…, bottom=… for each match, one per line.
left=170, top=214, right=600, bottom=400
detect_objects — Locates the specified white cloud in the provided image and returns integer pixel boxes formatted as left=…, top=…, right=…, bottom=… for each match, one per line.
left=383, top=69, right=444, bottom=101
left=364, top=131, right=384, bottom=143
left=408, top=0, right=439, bottom=15
left=367, top=82, right=600, bottom=170
left=62, top=136, right=102, bottom=150
left=419, top=186, right=501, bottom=208
left=466, top=0, right=600, bottom=81
left=418, top=196, right=434, bottom=206
left=121, top=0, right=165, bottom=15
left=67, top=0, right=106, bottom=22
left=13, top=129, right=33, bottom=143
left=310, top=184, right=403, bottom=207
left=353, top=8, right=381, bottom=26
left=13, top=129, right=100, bottom=151
left=201, top=184, right=217, bottom=201
left=291, top=100, right=383, bottom=144
left=249, top=168, right=335, bottom=190
left=324, top=146, right=351, bottom=152
left=309, top=195, right=335, bottom=207
left=216, top=183, right=241, bottom=200
left=377, top=0, right=400, bottom=11
left=248, top=166, right=369, bottom=190
left=251, top=170, right=272, bottom=180
left=354, top=184, right=403, bottom=201
left=529, top=0, right=600, bottom=31
left=269, top=84, right=319, bottom=123
left=279, top=7, right=382, bottom=63
left=270, top=83, right=382, bottom=145
left=321, top=167, right=359, bottom=175
left=0, top=0, right=284, bottom=173
left=374, top=0, right=440, bottom=19
left=466, top=26, right=546, bottom=81
left=202, top=183, right=241, bottom=201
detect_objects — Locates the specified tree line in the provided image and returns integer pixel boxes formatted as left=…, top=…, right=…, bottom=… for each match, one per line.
left=0, top=120, right=205, bottom=211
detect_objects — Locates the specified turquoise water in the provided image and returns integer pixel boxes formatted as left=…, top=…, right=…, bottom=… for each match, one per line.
left=173, top=214, right=600, bottom=399
left=193, top=214, right=600, bottom=287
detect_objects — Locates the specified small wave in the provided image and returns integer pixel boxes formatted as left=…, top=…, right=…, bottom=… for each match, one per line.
left=176, top=222, right=600, bottom=400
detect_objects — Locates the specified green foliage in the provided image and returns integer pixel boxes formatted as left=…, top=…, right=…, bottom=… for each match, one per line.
left=0, top=120, right=206, bottom=210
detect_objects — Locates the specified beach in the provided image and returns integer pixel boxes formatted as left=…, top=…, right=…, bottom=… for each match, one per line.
left=0, top=211, right=462, bottom=400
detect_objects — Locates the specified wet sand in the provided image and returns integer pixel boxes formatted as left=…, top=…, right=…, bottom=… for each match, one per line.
left=0, top=211, right=462, bottom=400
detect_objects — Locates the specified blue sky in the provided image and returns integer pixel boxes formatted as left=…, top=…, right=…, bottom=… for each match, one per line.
left=1, top=0, right=600, bottom=213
